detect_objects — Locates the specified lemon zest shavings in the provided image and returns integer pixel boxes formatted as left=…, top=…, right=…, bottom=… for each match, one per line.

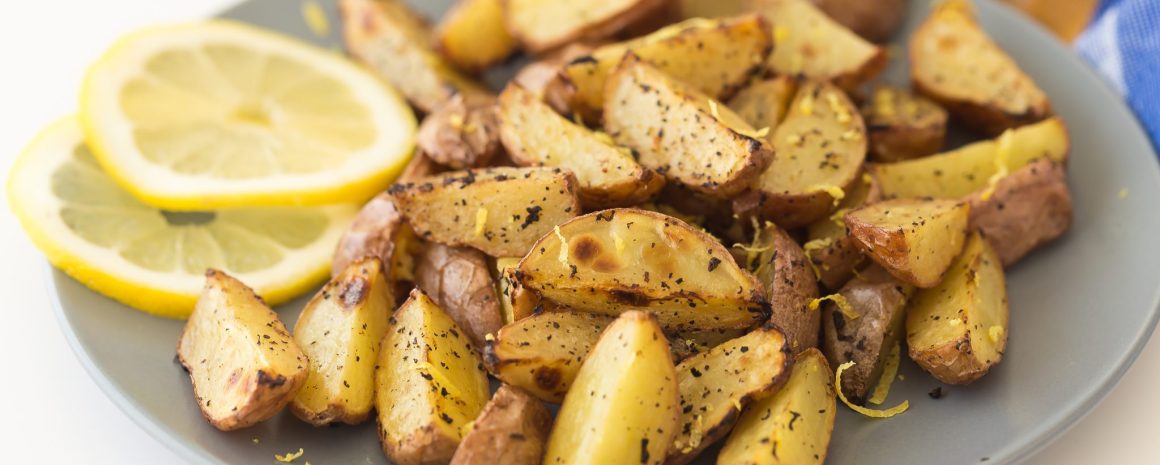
left=554, top=225, right=570, bottom=267
left=867, top=343, right=901, bottom=405
left=773, top=25, right=790, bottom=44
left=275, top=448, right=305, bottom=463
left=829, top=207, right=850, bottom=228
left=612, top=229, right=625, bottom=254
left=840, top=129, right=862, bottom=141
left=593, top=130, right=615, bottom=146
left=301, top=0, right=330, bottom=37
left=826, top=92, right=851, bottom=123
left=799, top=93, right=815, bottom=116
left=473, top=207, right=488, bottom=237
left=808, top=184, right=845, bottom=207
left=808, top=293, right=858, bottom=320
left=988, top=325, right=1005, bottom=344
left=801, top=237, right=833, bottom=280
left=837, top=362, right=909, bottom=418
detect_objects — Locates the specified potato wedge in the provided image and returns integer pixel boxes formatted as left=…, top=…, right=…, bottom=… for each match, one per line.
left=819, top=265, right=913, bottom=404
left=862, top=85, right=948, bottom=162
left=717, top=348, right=836, bottom=465
left=811, top=0, right=907, bottom=43
left=605, top=56, right=773, bottom=197
left=966, top=158, right=1072, bottom=266
left=513, top=43, right=598, bottom=114
left=340, top=0, right=487, bottom=113
left=544, top=311, right=679, bottom=465
left=871, top=117, right=1069, bottom=199
left=494, top=256, right=535, bottom=324
left=845, top=198, right=970, bottom=288
left=449, top=385, right=552, bottom=465
left=728, top=76, right=798, bottom=136
left=910, top=0, right=1051, bottom=135
left=376, top=289, right=490, bottom=465
left=416, top=93, right=504, bottom=169
left=560, top=15, right=773, bottom=121
left=745, top=223, right=820, bottom=353
left=498, top=84, right=664, bottom=207
left=415, top=241, right=504, bottom=348
left=734, top=81, right=867, bottom=228
left=484, top=311, right=613, bottom=403
left=750, top=0, right=886, bottom=92
left=504, top=0, right=665, bottom=53
left=667, top=327, right=792, bottom=465
left=517, top=209, right=768, bottom=332
left=389, top=167, right=580, bottom=257
left=434, top=0, right=517, bottom=73
left=906, top=232, right=1008, bottom=384
left=177, top=270, right=308, bottom=431
left=804, top=173, right=882, bottom=290
left=331, top=192, right=412, bottom=283
left=290, top=257, right=392, bottom=426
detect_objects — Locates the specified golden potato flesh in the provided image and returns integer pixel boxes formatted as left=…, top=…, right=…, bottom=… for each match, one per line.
left=177, top=270, right=308, bottom=431
left=667, top=327, right=792, bottom=465
left=727, top=76, right=798, bottom=136
left=804, top=173, right=882, bottom=290
left=434, top=0, right=516, bottom=73
left=871, top=117, right=1069, bottom=199
left=736, top=81, right=867, bottom=228
left=484, top=311, right=613, bottom=403
left=750, top=0, right=886, bottom=91
left=516, top=209, right=768, bottom=333
left=910, top=0, right=1051, bottom=135
left=862, top=85, right=949, bottom=162
left=389, top=167, right=581, bottom=257
left=605, top=56, right=772, bottom=197
left=907, top=232, right=1009, bottom=384
left=415, top=241, right=504, bottom=348
left=497, top=84, right=664, bottom=208
left=449, top=385, right=552, bottom=465
left=717, top=348, right=837, bottom=465
left=339, top=0, right=486, bottom=113
left=504, top=0, right=664, bottom=53
left=290, top=257, right=392, bottom=426
left=560, top=15, right=772, bottom=120
left=845, top=198, right=970, bottom=288
left=544, top=311, right=679, bottom=465
left=747, top=223, right=820, bottom=353
left=376, top=289, right=490, bottom=465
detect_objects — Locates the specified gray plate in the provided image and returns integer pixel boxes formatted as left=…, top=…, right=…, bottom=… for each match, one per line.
left=49, top=0, right=1160, bottom=464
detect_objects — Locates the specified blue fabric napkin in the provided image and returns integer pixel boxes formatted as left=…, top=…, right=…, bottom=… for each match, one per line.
left=1074, top=0, right=1160, bottom=149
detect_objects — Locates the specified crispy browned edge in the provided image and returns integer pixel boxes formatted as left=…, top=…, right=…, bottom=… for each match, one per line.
left=808, top=174, right=883, bottom=291
left=967, top=159, right=1072, bottom=266
left=844, top=201, right=970, bottom=288
left=416, top=93, right=504, bottom=169
left=449, top=385, right=552, bottom=465
left=415, top=241, right=504, bottom=348
left=759, top=225, right=821, bottom=354
left=502, top=0, right=668, bottom=54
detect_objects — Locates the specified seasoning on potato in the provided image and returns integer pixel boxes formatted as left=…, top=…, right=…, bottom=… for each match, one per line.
left=845, top=198, right=970, bottom=288
left=862, top=85, right=949, bottom=162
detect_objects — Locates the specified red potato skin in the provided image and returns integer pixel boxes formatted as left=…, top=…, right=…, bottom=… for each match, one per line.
left=449, top=385, right=552, bottom=465
left=415, top=241, right=505, bottom=348
left=966, top=159, right=1072, bottom=266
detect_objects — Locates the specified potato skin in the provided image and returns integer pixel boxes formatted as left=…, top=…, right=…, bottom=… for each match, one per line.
left=967, top=159, right=1072, bottom=266
left=415, top=241, right=504, bottom=348
left=512, top=42, right=597, bottom=114
left=845, top=199, right=970, bottom=288
left=862, top=85, right=948, bottom=162
left=810, top=0, right=907, bottom=43
left=416, top=93, right=504, bottom=169
left=449, top=385, right=551, bottom=465
left=752, top=224, right=821, bottom=353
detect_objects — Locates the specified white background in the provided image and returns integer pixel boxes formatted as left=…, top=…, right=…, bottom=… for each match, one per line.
left=0, top=1, right=1157, bottom=464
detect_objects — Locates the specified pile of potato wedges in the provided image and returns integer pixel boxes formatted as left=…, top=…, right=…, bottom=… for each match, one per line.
left=174, top=0, right=1073, bottom=463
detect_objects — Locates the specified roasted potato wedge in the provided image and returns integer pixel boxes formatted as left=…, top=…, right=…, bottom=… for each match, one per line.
left=493, top=256, right=537, bottom=324
left=291, top=258, right=392, bottom=426
left=484, top=311, right=613, bottom=403
left=819, top=265, right=913, bottom=404
left=667, top=327, right=792, bottom=465
left=966, top=159, right=1072, bottom=266
left=606, top=55, right=773, bottom=197
left=745, top=222, right=821, bottom=353
left=177, top=270, right=308, bottom=431
left=862, top=85, right=948, bottom=162
left=415, top=241, right=504, bottom=347
left=376, top=289, right=490, bottom=465
left=504, top=0, right=665, bottom=53
left=331, top=192, right=414, bottom=284
left=434, top=0, right=517, bottom=73
left=416, top=93, right=504, bottom=169
left=717, top=348, right=836, bottom=465
left=560, top=15, right=773, bottom=121
left=728, top=76, right=798, bottom=136
left=845, top=198, right=970, bottom=288
left=735, top=81, right=867, bottom=228
left=910, top=0, right=1051, bottom=135
left=513, top=42, right=597, bottom=113
left=804, top=173, right=882, bottom=290
left=871, top=117, right=1069, bottom=199
left=498, top=84, right=664, bottom=207
left=390, top=167, right=580, bottom=257
left=340, top=0, right=487, bottom=113
left=906, top=232, right=1009, bottom=384
left=544, top=311, right=679, bottom=465
left=811, top=0, right=907, bottom=43
left=750, top=0, right=886, bottom=92
left=449, top=385, right=552, bottom=465
left=517, top=209, right=768, bottom=332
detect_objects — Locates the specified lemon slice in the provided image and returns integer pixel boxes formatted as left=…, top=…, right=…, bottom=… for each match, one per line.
left=8, top=118, right=358, bottom=318
left=79, top=20, right=416, bottom=210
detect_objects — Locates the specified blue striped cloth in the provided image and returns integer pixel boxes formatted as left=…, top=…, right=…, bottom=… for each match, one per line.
left=1074, top=0, right=1160, bottom=149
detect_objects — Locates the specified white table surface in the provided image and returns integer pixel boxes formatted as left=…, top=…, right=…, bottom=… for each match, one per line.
left=1, top=1, right=1158, bottom=464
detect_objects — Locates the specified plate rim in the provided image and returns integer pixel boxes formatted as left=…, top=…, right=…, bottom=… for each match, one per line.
left=45, top=0, right=1160, bottom=464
